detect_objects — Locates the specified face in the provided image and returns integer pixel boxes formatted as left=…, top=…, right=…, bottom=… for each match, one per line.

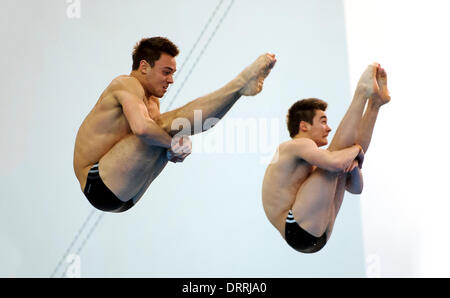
left=142, top=52, right=177, bottom=97
left=305, top=109, right=332, bottom=147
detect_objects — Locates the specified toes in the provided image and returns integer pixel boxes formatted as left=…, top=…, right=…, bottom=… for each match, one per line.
left=371, top=64, right=378, bottom=76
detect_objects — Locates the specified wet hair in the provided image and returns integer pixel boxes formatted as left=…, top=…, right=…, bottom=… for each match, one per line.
left=286, top=98, right=328, bottom=138
left=132, top=37, right=179, bottom=70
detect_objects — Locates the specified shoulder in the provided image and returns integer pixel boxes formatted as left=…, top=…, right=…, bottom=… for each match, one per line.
left=282, top=138, right=318, bottom=152
left=279, top=138, right=321, bottom=162
left=110, top=75, right=145, bottom=98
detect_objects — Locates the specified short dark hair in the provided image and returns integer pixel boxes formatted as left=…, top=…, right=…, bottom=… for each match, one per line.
left=286, top=98, right=328, bottom=138
left=132, top=37, right=179, bottom=70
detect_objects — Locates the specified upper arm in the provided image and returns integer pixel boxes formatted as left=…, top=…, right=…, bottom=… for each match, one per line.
left=113, top=87, right=154, bottom=136
left=289, top=139, right=341, bottom=172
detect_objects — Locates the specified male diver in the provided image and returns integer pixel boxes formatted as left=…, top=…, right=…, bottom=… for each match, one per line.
left=74, top=37, right=276, bottom=212
left=262, top=63, right=390, bottom=253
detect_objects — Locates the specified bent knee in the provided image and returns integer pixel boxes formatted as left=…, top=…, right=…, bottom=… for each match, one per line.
left=346, top=184, right=363, bottom=194
left=153, top=115, right=169, bottom=131
left=155, top=113, right=185, bottom=136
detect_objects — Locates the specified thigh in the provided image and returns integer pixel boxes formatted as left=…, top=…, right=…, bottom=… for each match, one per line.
left=291, top=168, right=339, bottom=237
left=325, top=176, right=347, bottom=239
left=130, top=151, right=170, bottom=205
left=155, top=109, right=187, bottom=136
left=99, top=134, right=167, bottom=201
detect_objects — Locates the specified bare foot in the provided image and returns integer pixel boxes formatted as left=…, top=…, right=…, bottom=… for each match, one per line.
left=239, top=53, right=277, bottom=96
left=371, top=66, right=390, bottom=106
left=357, top=63, right=380, bottom=98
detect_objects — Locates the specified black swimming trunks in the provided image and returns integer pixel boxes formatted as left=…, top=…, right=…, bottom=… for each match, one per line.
left=285, top=210, right=327, bottom=253
left=83, top=163, right=134, bottom=213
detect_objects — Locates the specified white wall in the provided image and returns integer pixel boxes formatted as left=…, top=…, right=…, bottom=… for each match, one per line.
left=344, top=0, right=450, bottom=277
left=0, top=0, right=365, bottom=277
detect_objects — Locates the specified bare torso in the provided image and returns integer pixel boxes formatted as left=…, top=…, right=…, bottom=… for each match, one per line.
left=261, top=140, right=315, bottom=238
left=73, top=75, right=161, bottom=191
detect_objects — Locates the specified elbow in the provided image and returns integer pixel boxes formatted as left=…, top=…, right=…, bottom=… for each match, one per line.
left=358, top=180, right=364, bottom=194
left=346, top=174, right=363, bottom=194
left=346, top=182, right=363, bottom=194
left=351, top=185, right=363, bottom=195
left=132, top=124, right=148, bottom=138
left=357, top=186, right=363, bottom=194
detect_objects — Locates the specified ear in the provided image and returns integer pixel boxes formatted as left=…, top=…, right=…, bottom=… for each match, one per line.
left=139, top=60, right=150, bottom=74
left=299, top=120, right=310, bottom=132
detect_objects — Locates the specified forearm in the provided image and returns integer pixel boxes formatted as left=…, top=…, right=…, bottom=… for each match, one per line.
left=346, top=167, right=363, bottom=194
left=329, top=145, right=361, bottom=172
left=136, top=120, right=172, bottom=149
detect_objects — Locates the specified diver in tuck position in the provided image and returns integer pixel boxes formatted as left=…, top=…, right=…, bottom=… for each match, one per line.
left=262, top=63, right=390, bottom=253
left=74, top=36, right=277, bottom=213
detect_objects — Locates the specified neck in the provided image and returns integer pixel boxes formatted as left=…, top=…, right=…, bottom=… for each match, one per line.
left=294, top=132, right=309, bottom=140
left=293, top=133, right=322, bottom=146
left=130, top=71, right=152, bottom=98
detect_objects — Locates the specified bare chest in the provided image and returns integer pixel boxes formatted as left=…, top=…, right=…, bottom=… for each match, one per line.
left=145, top=98, right=161, bottom=120
left=263, top=157, right=314, bottom=202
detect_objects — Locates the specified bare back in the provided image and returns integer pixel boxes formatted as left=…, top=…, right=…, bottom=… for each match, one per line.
left=261, top=140, right=315, bottom=236
left=73, top=75, right=158, bottom=190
